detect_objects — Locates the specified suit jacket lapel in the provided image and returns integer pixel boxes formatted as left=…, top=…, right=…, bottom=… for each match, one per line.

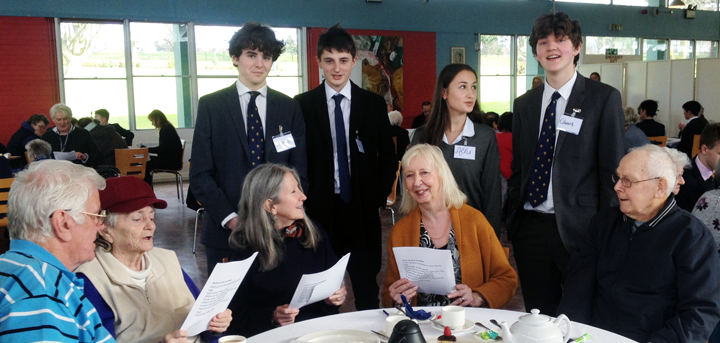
left=314, top=83, right=335, bottom=156
left=555, top=74, right=586, bottom=155
left=225, top=83, right=251, bottom=163
left=526, top=87, right=543, bottom=149
left=349, top=82, right=363, bottom=177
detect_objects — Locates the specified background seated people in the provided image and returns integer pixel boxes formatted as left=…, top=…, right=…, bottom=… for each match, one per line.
left=95, top=109, right=134, bottom=146
left=42, top=103, right=103, bottom=167
left=665, top=147, right=691, bottom=195
left=0, top=155, right=11, bottom=178
left=624, top=106, right=650, bottom=154
left=496, top=112, right=513, bottom=208
left=26, top=139, right=52, bottom=163
left=78, top=117, right=128, bottom=166
left=483, top=111, right=499, bottom=131
left=388, top=110, right=410, bottom=162
left=0, top=160, right=113, bottom=342
left=382, top=144, right=518, bottom=308
left=678, top=100, right=708, bottom=159
left=6, top=113, right=49, bottom=170
left=226, top=164, right=346, bottom=337
left=558, top=144, right=720, bottom=343
left=76, top=176, right=231, bottom=343
left=589, top=72, right=601, bottom=82
left=412, top=101, right=431, bottom=128
left=635, top=99, right=665, bottom=137
left=144, top=110, right=183, bottom=186
left=531, top=76, right=543, bottom=89
left=676, top=123, right=720, bottom=211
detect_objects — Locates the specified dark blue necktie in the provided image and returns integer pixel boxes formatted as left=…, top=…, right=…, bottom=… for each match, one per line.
left=247, top=91, right=264, bottom=167
left=527, top=91, right=561, bottom=208
left=333, top=94, right=352, bottom=203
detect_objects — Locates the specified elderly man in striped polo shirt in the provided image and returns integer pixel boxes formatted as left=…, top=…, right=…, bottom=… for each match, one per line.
left=0, top=160, right=115, bottom=343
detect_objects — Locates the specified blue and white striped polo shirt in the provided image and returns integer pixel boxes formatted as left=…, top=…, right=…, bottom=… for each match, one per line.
left=0, top=239, right=115, bottom=343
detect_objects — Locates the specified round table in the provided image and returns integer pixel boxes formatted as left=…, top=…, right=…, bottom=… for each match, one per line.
left=247, top=307, right=637, bottom=342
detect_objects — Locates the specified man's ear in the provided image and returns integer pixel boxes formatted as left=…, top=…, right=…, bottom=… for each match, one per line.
left=656, top=178, right=669, bottom=198
left=98, top=227, right=113, bottom=244
left=50, top=209, right=73, bottom=243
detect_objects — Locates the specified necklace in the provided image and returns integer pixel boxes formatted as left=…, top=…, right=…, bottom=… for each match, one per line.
left=424, top=216, right=451, bottom=240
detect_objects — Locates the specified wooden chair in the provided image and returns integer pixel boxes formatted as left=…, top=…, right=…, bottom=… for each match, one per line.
left=692, top=135, right=702, bottom=158
left=647, top=136, right=667, bottom=147
left=150, top=139, right=186, bottom=204
left=0, top=178, right=14, bottom=254
left=115, top=148, right=149, bottom=179
left=381, top=161, right=402, bottom=225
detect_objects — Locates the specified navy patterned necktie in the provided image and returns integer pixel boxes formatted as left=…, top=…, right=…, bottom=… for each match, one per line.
left=333, top=94, right=352, bottom=203
left=247, top=91, right=264, bottom=167
left=527, top=91, right=561, bottom=208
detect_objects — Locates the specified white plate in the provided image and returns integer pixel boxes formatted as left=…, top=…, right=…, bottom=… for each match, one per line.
left=297, top=329, right=381, bottom=343
left=425, top=335, right=476, bottom=343
left=430, top=319, right=476, bottom=332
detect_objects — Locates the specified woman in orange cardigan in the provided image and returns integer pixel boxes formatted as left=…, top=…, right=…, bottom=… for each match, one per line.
left=382, top=144, right=518, bottom=308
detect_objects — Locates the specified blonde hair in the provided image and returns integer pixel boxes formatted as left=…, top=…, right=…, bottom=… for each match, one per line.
left=399, top=144, right=466, bottom=214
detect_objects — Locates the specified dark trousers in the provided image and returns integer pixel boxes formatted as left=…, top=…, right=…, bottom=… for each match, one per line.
left=331, top=195, right=381, bottom=310
left=205, top=245, right=233, bottom=276
left=512, top=209, right=571, bottom=316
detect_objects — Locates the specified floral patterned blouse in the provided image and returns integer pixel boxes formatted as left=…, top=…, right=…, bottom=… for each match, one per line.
left=416, top=221, right=462, bottom=306
left=691, top=189, right=720, bottom=250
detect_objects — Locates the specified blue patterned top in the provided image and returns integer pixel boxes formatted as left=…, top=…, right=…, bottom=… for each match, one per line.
left=417, top=221, right=462, bottom=306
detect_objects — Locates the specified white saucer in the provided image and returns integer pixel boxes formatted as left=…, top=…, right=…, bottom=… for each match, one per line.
left=430, top=319, right=475, bottom=332
left=425, top=335, right=476, bottom=343
left=297, top=329, right=380, bottom=343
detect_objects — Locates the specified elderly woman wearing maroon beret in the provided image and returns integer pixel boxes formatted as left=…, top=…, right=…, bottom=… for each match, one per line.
left=76, top=176, right=232, bottom=343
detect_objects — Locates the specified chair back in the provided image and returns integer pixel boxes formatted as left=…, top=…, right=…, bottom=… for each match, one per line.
left=0, top=178, right=14, bottom=228
left=647, top=136, right=667, bottom=147
left=115, top=148, right=149, bottom=179
left=387, top=161, right=402, bottom=207
left=692, top=134, right=702, bottom=158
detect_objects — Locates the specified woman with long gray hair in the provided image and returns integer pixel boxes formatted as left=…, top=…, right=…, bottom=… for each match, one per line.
left=226, top=163, right=346, bottom=337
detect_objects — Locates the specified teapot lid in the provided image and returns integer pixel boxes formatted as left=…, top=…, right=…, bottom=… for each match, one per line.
left=518, top=309, right=553, bottom=326
left=393, top=320, right=423, bottom=334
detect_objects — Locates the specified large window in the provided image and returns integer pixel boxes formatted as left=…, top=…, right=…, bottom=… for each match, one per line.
left=643, top=39, right=668, bottom=61
left=697, top=41, right=719, bottom=58
left=557, top=0, right=659, bottom=4
left=59, top=21, right=303, bottom=131
left=669, top=40, right=694, bottom=59
left=585, top=37, right=639, bottom=55
left=669, top=0, right=718, bottom=10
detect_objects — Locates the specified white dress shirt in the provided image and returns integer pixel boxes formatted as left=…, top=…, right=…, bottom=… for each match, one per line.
left=325, top=81, right=353, bottom=194
left=442, top=116, right=475, bottom=145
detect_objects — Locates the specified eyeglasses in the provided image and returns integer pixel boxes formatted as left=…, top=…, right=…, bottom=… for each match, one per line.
left=50, top=209, right=108, bottom=225
left=612, top=174, right=660, bottom=188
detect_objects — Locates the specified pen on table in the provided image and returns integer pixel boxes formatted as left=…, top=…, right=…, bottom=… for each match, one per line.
left=383, top=310, right=390, bottom=316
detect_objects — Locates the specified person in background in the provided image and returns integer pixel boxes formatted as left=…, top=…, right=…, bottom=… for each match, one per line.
left=635, top=100, right=665, bottom=137
left=483, top=111, right=499, bottom=131
left=95, top=109, right=134, bottom=146
left=678, top=100, right=708, bottom=159
left=76, top=176, right=231, bottom=343
left=531, top=76, right=544, bottom=89
left=623, top=106, right=650, bottom=154
left=382, top=144, right=517, bottom=308
left=42, top=103, right=103, bottom=167
left=0, top=160, right=114, bottom=342
left=77, top=117, right=128, bottom=166
left=0, top=155, right=11, bottom=178
left=388, top=110, right=410, bottom=162
left=558, top=144, right=720, bottom=343
left=6, top=114, right=49, bottom=170
left=413, top=63, right=503, bottom=237
left=25, top=139, right=52, bottom=163
left=676, top=123, right=720, bottom=211
left=144, top=110, right=183, bottom=186
left=589, top=72, right=601, bottom=82
left=665, top=147, right=691, bottom=195
left=227, top=164, right=345, bottom=337
left=496, top=112, right=513, bottom=209
left=412, top=101, right=432, bottom=128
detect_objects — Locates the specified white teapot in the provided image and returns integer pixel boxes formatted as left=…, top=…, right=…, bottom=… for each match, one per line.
left=499, top=309, right=572, bottom=343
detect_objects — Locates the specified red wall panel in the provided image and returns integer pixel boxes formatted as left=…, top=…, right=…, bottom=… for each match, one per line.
left=0, top=16, right=59, bottom=145
left=306, top=28, right=435, bottom=129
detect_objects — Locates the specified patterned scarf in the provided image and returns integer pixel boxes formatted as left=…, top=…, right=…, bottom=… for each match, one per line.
left=283, top=219, right=304, bottom=238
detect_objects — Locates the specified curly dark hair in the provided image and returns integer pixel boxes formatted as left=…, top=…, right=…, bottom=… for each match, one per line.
left=316, top=24, right=356, bottom=59
left=529, top=12, right=582, bottom=65
left=229, top=22, right=285, bottom=63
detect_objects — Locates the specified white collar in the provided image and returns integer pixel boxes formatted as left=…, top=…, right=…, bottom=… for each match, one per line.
left=443, top=116, right=475, bottom=144
left=52, top=125, right=75, bottom=135
left=543, top=71, right=577, bottom=105
left=325, top=81, right=352, bottom=103
left=687, top=116, right=698, bottom=124
left=236, top=79, right=268, bottom=98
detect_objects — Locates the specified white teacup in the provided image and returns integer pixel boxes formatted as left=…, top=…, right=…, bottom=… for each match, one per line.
left=385, top=315, right=410, bottom=335
left=218, top=335, right=247, bottom=343
left=441, top=305, right=466, bottom=329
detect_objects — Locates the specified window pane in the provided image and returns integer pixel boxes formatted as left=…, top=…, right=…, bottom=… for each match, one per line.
left=479, top=76, right=511, bottom=114
left=61, top=22, right=125, bottom=78
left=697, top=41, right=718, bottom=58
left=670, top=0, right=718, bottom=11
left=133, top=77, right=191, bottom=129
left=267, top=77, right=301, bottom=98
left=65, top=80, right=129, bottom=128
left=669, top=40, right=694, bottom=59
left=556, top=0, right=610, bottom=4
left=585, top=37, right=639, bottom=55
left=197, top=78, right=236, bottom=99
left=130, top=23, right=189, bottom=76
left=195, top=25, right=241, bottom=77
left=481, top=35, right=511, bottom=76
left=270, top=28, right=300, bottom=78
left=643, top=39, right=667, bottom=61
left=516, top=76, right=543, bottom=97
left=613, top=0, right=650, bottom=5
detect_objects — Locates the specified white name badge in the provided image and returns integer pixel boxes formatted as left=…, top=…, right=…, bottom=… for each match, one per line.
left=557, top=115, right=583, bottom=135
left=272, top=132, right=296, bottom=152
left=454, top=145, right=476, bottom=160
left=356, top=138, right=365, bottom=153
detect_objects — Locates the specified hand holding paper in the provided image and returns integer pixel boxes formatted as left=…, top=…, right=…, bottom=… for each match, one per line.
left=392, top=247, right=456, bottom=295
left=288, top=253, right=350, bottom=309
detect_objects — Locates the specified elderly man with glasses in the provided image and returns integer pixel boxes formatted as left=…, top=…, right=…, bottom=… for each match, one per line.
left=0, top=160, right=115, bottom=342
left=558, top=144, right=720, bottom=343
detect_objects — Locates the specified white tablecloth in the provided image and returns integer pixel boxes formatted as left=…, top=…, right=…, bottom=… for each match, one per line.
left=247, top=307, right=637, bottom=343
